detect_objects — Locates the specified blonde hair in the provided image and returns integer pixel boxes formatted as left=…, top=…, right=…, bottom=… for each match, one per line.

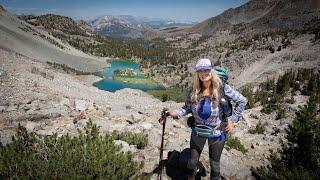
left=191, top=70, right=222, bottom=103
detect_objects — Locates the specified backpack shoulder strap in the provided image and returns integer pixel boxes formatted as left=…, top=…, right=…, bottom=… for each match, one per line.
left=220, top=82, right=226, bottom=100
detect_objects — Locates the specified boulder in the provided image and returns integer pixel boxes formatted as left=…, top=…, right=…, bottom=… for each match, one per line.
left=114, top=140, right=136, bottom=153
left=94, top=119, right=112, bottom=129
left=74, top=99, right=88, bottom=111
left=140, top=122, right=153, bottom=131
left=25, top=121, right=40, bottom=132
left=0, top=68, right=7, bottom=77
left=76, top=119, right=88, bottom=126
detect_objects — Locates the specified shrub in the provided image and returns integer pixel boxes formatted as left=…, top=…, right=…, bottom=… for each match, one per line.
left=241, top=88, right=255, bottom=109
left=46, top=61, right=96, bottom=76
left=248, top=120, right=266, bottom=134
left=251, top=95, right=320, bottom=179
left=276, top=107, right=286, bottom=120
left=162, top=93, right=169, bottom=102
left=225, top=135, right=248, bottom=154
left=0, top=120, right=144, bottom=179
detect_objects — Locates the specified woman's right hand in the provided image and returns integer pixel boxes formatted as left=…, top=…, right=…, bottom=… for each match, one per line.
left=158, top=110, right=177, bottom=124
left=167, top=111, right=177, bottom=119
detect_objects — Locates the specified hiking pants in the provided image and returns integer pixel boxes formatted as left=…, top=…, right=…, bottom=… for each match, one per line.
left=187, top=134, right=225, bottom=180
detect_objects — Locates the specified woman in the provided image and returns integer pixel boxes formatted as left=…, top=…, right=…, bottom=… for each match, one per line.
left=162, top=58, right=247, bottom=180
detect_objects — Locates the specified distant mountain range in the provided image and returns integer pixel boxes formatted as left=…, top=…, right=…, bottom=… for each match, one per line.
left=90, top=15, right=197, bottom=38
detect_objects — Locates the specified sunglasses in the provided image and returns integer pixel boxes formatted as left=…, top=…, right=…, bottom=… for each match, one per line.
left=197, top=69, right=211, bottom=73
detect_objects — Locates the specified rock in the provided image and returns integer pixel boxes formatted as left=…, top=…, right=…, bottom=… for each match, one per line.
left=77, top=119, right=88, bottom=126
left=22, top=104, right=31, bottom=111
left=25, top=121, right=39, bottom=132
left=271, top=127, right=280, bottom=136
left=59, top=97, right=71, bottom=107
left=6, top=104, right=18, bottom=112
left=114, top=140, right=136, bottom=153
left=0, top=100, right=9, bottom=106
left=74, top=99, right=88, bottom=111
left=31, top=67, right=54, bottom=80
left=229, top=149, right=244, bottom=157
left=172, top=120, right=184, bottom=129
left=0, top=68, right=7, bottom=76
left=0, top=106, right=7, bottom=112
left=45, top=105, right=69, bottom=116
left=249, top=113, right=259, bottom=119
left=140, top=122, right=153, bottom=131
left=22, top=98, right=33, bottom=105
left=0, top=130, right=14, bottom=145
left=94, top=119, right=112, bottom=129
left=36, top=129, right=54, bottom=136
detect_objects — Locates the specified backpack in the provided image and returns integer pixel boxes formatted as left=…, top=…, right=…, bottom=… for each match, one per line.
left=166, top=148, right=206, bottom=180
left=214, top=66, right=233, bottom=121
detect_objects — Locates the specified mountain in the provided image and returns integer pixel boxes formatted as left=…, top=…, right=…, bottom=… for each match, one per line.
left=77, top=20, right=93, bottom=34
left=90, top=15, right=197, bottom=38
left=140, top=0, right=320, bottom=88
left=90, top=15, right=153, bottom=38
left=18, top=14, right=92, bottom=36
left=186, top=0, right=319, bottom=34
left=0, top=8, right=107, bottom=72
left=132, top=16, right=176, bottom=29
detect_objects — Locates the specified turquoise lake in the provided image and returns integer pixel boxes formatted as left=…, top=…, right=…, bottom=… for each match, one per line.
left=94, top=60, right=163, bottom=92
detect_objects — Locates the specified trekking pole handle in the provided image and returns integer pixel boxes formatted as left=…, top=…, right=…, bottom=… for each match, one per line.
left=158, top=108, right=169, bottom=125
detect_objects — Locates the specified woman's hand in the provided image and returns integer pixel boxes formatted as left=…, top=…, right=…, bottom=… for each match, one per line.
left=158, top=110, right=177, bottom=124
left=225, top=120, right=234, bottom=133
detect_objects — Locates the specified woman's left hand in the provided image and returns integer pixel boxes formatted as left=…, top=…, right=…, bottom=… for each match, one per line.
left=225, top=120, right=234, bottom=133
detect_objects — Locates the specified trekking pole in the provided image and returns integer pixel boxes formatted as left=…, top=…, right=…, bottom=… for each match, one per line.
left=158, top=108, right=168, bottom=180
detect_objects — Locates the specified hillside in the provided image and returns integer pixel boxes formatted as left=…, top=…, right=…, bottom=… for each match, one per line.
left=0, top=7, right=107, bottom=72
left=139, top=0, right=320, bottom=89
left=186, top=0, right=319, bottom=35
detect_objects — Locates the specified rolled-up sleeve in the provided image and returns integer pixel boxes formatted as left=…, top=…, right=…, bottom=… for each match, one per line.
left=224, top=84, right=247, bottom=123
left=175, top=90, right=192, bottom=120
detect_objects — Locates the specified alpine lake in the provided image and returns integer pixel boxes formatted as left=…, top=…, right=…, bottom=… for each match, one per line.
left=94, top=60, right=163, bottom=92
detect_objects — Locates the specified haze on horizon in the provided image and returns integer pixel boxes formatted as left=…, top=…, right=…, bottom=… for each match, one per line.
left=0, top=0, right=248, bottom=23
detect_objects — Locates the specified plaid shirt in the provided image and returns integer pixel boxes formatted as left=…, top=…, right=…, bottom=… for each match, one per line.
left=175, top=84, right=247, bottom=124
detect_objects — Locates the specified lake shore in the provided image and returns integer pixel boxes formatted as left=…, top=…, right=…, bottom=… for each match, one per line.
left=113, top=76, right=159, bottom=86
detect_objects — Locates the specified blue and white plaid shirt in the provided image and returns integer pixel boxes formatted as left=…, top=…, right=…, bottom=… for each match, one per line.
left=175, top=84, right=247, bottom=125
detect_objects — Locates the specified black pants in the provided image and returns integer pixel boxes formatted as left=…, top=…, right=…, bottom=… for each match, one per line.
left=187, top=135, right=225, bottom=180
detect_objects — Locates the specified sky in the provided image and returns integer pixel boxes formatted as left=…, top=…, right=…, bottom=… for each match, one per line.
left=0, top=0, right=248, bottom=22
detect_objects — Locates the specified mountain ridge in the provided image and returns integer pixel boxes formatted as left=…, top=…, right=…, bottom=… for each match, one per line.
left=185, top=0, right=319, bottom=35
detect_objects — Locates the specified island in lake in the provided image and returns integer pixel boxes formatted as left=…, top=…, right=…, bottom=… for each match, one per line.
left=112, top=68, right=158, bottom=86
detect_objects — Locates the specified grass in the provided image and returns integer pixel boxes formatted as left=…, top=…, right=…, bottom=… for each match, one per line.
left=147, top=87, right=188, bottom=102
left=248, top=121, right=266, bottom=134
left=225, top=134, right=248, bottom=154
left=113, top=76, right=158, bottom=86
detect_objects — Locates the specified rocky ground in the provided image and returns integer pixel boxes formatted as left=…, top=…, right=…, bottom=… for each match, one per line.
left=0, top=48, right=310, bottom=179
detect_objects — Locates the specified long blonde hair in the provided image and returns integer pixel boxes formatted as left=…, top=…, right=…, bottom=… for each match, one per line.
left=191, top=70, right=222, bottom=103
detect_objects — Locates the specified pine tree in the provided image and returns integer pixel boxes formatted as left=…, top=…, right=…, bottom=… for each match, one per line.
left=252, top=95, right=320, bottom=179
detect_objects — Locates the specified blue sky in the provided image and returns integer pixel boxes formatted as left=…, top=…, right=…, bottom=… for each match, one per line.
left=1, top=0, right=248, bottom=22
